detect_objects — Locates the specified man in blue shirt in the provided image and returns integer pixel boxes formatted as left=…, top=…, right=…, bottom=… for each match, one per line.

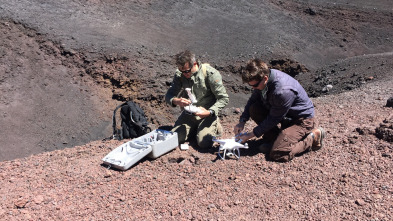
left=234, top=58, right=325, bottom=162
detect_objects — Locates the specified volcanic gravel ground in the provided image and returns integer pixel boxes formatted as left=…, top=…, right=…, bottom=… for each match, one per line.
left=0, top=0, right=393, bottom=220
left=1, top=78, right=392, bottom=220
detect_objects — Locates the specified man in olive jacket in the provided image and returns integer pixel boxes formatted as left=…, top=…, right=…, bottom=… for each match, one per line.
left=165, top=50, right=229, bottom=148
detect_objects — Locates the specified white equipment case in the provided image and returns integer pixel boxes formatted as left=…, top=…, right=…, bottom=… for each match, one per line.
left=102, top=129, right=178, bottom=170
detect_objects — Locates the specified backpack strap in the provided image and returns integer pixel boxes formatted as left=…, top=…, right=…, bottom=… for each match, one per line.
left=112, top=102, right=127, bottom=139
left=128, top=108, right=141, bottom=127
left=201, top=63, right=209, bottom=78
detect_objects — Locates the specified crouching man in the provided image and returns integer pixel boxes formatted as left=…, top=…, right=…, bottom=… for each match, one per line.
left=165, top=50, right=229, bottom=148
left=234, top=58, right=325, bottom=162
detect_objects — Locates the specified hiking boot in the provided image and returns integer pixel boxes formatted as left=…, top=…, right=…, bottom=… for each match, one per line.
left=310, top=127, right=325, bottom=151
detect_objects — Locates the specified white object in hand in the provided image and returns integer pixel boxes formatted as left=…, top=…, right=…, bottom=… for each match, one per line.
left=184, top=104, right=201, bottom=114
left=185, top=88, right=197, bottom=103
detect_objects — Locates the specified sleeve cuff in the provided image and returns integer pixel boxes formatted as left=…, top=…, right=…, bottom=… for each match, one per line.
left=170, top=98, right=176, bottom=107
left=253, top=127, right=263, bottom=138
left=239, top=117, right=248, bottom=123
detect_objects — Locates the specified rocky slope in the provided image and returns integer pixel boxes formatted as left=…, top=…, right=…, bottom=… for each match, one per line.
left=1, top=78, right=392, bottom=220
left=0, top=0, right=392, bottom=220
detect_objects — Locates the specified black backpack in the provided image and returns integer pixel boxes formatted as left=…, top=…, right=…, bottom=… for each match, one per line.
left=112, top=101, right=151, bottom=140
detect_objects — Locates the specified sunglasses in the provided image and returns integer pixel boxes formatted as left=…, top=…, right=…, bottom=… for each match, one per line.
left=249, top=80, right=261, bottom=87
left=180, top=62, right=197, bottom=74
left=180, top=68, right=192, bottom=74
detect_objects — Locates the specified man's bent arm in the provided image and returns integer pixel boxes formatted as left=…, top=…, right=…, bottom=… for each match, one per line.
left=165, top=73, right=182, bottom=107
left=207, top=70, right=229, bottom=114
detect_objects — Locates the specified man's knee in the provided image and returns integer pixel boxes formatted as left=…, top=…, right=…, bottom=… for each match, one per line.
left=197, top=134, right=213, bottom=149
left=196, top=118, right=220, bottom=148
left=269, top=149, right=293, bottom=162
left=172, top=125, right=188, bottom=144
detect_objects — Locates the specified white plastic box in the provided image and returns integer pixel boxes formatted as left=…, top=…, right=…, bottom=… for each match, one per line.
left=102, top=129, right=178, bottom=170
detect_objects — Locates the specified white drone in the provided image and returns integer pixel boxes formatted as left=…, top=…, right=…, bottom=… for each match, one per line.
left=212, top=136, right=249, bottom=160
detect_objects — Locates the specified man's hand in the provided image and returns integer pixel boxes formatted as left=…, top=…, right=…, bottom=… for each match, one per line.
left=195, top=107, right=210, bottom=118
left=173, top=98, right=191, bottom=107
left=236, top=131, right=255, bottom=143
left=233, top=122, right=245, bottom=136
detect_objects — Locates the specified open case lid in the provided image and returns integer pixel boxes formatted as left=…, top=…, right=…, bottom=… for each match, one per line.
left=102, top=129, right=179, bottom=170
left=102, top=140, right=153, bottom=171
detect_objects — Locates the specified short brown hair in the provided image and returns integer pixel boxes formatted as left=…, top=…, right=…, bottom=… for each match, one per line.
left=175, top=50, right=196, bottom=68
left=241, top=58, right=270, bottom=83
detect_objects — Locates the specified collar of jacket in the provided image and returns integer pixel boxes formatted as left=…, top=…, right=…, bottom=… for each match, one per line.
left=267, top=69, right=275, bottom=84
left=260, top=69, right=275, bottom=100
left=192, top=60, right=202, bottom=77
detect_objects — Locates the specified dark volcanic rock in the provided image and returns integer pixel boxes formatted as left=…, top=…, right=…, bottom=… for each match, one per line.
left=386, top=97, right=393, bottom=107
left=375, top=117, right=393, bottom=143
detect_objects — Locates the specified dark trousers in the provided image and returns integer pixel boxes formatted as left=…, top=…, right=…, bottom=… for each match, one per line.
left=249, top=102, right=317, bottom=162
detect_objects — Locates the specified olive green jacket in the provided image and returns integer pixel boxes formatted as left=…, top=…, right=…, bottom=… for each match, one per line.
left=165, top=61, right=229, bottom=115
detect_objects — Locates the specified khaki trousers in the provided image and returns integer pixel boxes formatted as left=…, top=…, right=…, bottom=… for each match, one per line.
left=249, top=102, right=317, bottom=162
left=171, top=111, right=221, bottom=148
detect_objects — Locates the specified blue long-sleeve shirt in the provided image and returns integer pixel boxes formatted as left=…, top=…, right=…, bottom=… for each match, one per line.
left=240, top=69, right=315, bottom=138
